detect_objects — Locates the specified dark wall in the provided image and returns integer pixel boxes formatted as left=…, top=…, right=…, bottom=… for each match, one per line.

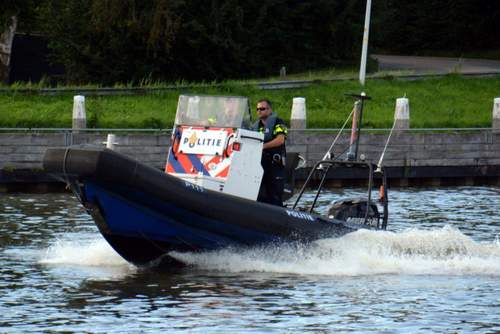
left=371, top=0, right=500, bottom=55
left=8, top=33, right=63, bottom=83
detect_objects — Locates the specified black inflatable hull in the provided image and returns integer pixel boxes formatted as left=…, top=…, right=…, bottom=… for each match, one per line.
left=43, top=147, right=367, bottom=267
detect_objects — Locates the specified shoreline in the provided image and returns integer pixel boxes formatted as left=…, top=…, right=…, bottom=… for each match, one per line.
left=2, top=166, right=499, bottom=193
left=1, top=129, right=499, bottom=192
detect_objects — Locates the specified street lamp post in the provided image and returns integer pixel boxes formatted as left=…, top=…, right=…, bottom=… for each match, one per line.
left=359, top=0, right=372, bottom=86
left=347, top=0, right=373, bottom=161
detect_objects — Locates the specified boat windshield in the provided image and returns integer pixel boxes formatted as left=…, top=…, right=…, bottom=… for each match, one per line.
left=175, top=95, right=251, bottom=128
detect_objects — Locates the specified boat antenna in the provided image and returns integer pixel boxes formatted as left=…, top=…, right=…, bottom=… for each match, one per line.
left=347, top=0, right=371, bottom=160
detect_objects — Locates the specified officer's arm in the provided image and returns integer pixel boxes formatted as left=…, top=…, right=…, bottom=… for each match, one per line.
left=263, top=134, right=285, bottom=149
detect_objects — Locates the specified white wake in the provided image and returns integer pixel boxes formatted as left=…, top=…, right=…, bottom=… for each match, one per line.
left=170, top=226, right=500, bottom=276
left=40, top=237, right=130, bottom=267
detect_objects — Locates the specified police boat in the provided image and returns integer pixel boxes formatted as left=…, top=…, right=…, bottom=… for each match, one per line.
left=43, top=94, right=389, bottom=267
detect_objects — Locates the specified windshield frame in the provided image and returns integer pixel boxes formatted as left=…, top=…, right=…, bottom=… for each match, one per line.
left=174, top=95, right=252, bottom=128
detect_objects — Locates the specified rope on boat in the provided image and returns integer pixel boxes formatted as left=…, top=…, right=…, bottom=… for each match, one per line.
left=376, top=112, right=398, bottom=172
left=319, top=106, right=356, bottom=165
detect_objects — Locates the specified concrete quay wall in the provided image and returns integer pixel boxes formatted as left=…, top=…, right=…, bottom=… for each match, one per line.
left=1, top=130, right=500, bottom=188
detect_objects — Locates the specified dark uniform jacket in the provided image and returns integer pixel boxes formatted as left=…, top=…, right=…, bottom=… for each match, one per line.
left=252, top=113, right=288, bottom=206
left=252, top=113, right=288, bottom=164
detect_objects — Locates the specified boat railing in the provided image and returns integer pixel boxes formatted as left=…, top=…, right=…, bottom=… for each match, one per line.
left=292, top=159, right=388, bottom=229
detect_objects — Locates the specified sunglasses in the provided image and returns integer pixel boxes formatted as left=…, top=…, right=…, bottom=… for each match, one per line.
left=256, top=107, right=267, bottom=112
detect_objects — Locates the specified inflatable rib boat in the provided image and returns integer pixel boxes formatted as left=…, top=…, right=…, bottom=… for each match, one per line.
left=43, top=94, right=388, bottom=267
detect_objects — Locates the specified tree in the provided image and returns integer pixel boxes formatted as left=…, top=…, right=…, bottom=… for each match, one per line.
left=7, top=0, right=499, bottom=84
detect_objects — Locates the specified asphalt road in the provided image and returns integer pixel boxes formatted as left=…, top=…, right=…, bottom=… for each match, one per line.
left=372, top=54, right=500, bottom=74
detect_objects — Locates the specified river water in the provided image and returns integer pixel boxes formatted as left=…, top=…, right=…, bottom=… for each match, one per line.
left=1, top=187, right=499, bottom=333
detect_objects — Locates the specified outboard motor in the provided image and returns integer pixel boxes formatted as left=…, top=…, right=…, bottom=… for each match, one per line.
left=328, top=198, right=380, bottom=227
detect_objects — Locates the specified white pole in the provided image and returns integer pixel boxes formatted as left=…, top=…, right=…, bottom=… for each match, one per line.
left=394, top=97, right=410, bottom=129
left=493, top=97, right=500, bottom=132
left=290, top=97, right=307, bottom=129
left=105, top=134, right=117, bottom=150
left=72, top=95, right=86, bottom=130
left=359, top=0, right=372, bottom=86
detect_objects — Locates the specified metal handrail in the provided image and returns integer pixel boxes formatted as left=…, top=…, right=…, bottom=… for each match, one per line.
left=293, top=160, right=373, bottom=209
left=0, top=127, right=492, bottom=133
left=288, top=127, right=493, bottom=132
left=0, top=127, right=171, bottom=133
left=292, top=159, right=388, bottom=229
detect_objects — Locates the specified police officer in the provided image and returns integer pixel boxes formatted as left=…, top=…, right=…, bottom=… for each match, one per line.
left=252, top=99, right=288, bottom=206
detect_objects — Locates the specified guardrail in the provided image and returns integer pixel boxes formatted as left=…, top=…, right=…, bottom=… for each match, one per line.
left=0, top=127, right=494, bottom=134
left=1, top=72, right=499, bottom=96
left=1, top=128, right=499, bottom=189
left=0, top=127, right=171, bottom=133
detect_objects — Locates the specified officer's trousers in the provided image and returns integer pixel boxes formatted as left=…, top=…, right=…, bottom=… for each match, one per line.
left=257, top=160, right=285, bottom=207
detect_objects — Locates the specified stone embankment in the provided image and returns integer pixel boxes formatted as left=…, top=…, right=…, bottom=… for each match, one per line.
left=1, top=130, right=499, bottom=191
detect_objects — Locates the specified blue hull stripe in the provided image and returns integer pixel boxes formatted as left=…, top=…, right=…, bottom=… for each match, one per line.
left=168, top=150, right=186, bottom=174
left=186, top=154, right=210, bottom=176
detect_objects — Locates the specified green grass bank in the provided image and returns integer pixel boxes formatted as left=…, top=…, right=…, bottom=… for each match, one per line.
left=0, top=75, right=498, bottom=129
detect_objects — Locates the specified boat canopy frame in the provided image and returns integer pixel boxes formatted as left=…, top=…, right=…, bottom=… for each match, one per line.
left=292, top=160, right=389, bottom=229
left=290, top=92, right=389, bottom=230
left=174, top=95, right=252, bottom=129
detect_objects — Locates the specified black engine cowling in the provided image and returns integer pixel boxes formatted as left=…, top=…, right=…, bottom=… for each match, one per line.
left=328, top=198, right=380, bottom=227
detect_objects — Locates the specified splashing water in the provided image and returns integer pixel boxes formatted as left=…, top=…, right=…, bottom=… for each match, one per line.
left=36, top=226, right=500, bottom=277
left=40, top=237, right=130, bottom=267
left=170, top=226, right=500, bottom=276
left=2, top=191, right=499, bottom=332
